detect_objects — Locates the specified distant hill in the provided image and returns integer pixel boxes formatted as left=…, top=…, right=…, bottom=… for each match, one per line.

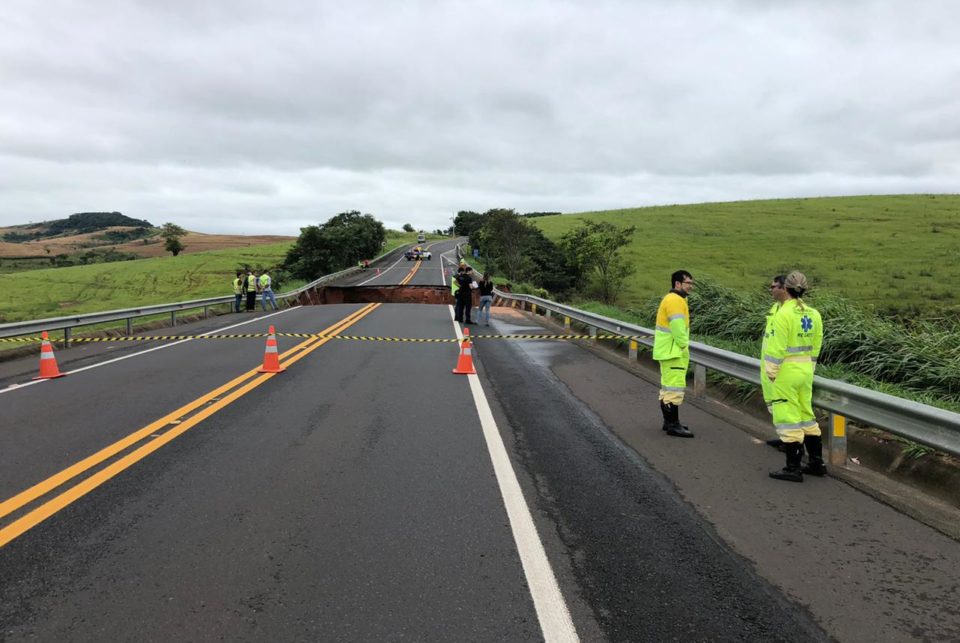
left=3, top=212, right=153, bottom=242
left=0, top=212, right=295, bottom=271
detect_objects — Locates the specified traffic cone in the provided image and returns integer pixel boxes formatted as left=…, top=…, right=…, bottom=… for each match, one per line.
left=34, top=331, right=66, bottom=380
left=452, top=328, right=477, bottom=375
left=377, top=267, right=381, bottom=276
left=257, top=325, right=286, bottom=373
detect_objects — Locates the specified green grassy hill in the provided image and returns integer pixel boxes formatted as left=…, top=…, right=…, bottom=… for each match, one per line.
left=532, top=194, right=960, bottom=316
left=2, top=242, right=295, bottom=323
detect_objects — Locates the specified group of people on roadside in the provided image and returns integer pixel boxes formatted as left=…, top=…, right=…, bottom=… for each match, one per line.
left=232, top=270, right=278, bottom=312
left=451, top=261, right=494, bottom=325
left=653, top=269, right=824, bottom=483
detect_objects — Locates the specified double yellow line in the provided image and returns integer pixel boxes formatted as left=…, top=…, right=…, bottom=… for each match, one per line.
left=0, top=303, right=380, bottom=548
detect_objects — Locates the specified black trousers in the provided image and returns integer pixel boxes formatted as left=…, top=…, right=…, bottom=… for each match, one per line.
left=454, top=294, right=472, bottom=322
left=246, top=291, right=256, bottom=311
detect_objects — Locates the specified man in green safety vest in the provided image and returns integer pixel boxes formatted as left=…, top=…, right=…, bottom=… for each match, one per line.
left=232, top=272, right=243, bottom=313
left=765, top=271, right=824, bottom=482
left=259, top=271, right=278, bottom=311
left=653, top=270, right=695, bottom=438
left=245, top=271, right=258, bottom=311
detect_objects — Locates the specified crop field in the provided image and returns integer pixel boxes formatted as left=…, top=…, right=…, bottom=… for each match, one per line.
left=1, top=242, right=296, bottom=323
left=532, top=194, right=960, bottom=316
left=1, top=233, right=425, bottom=325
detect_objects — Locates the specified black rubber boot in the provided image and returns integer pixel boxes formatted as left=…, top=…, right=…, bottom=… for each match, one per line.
left=769, top=442, right=803, bottom=482
left=659, top=401, right=671, bottom=431
left=801, top=435, right=827, bottom=476
left=665, top=403, right=694, bottom=438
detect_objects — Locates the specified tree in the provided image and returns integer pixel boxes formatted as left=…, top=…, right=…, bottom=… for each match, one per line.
left=402, top=223, right=415, bottom=232
left=560, top=221, right=636, bottom=303
left=453, top=210, right=484, bottom=238
left=160, top=222, right=187, bottom=256
left=284, top=211, right=386, bottom=279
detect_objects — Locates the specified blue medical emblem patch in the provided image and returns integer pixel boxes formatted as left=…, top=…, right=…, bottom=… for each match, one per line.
left=801, top=316, right=813, bottom=332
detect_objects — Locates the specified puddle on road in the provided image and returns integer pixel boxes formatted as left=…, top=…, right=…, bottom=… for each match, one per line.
left=483, top=319, right=572, bottom=368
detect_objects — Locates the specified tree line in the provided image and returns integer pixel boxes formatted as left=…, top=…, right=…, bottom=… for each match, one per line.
left=454, top=209, right=635, bottom=304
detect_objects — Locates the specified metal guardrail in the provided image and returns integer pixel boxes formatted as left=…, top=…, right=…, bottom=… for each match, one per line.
left=0, top=245, right=407, bottom=342
left=483, top=282, right=960, bottom=460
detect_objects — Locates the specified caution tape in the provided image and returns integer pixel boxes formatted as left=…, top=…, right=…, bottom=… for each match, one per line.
left=1, top=333, right=648, bottom=344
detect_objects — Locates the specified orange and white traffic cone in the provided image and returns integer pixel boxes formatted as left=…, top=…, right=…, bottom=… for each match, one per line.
left=452, top=328, right=477, bottom=375
left=257, top=325, right=286, bottom=373
left=34, top=331, right=66, bottom=380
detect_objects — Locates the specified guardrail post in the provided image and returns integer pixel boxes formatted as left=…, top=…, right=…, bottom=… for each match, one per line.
left=126, top=318, right=133, bottom=335
left=63, top=327, right=71, bottom=348
left=827, top=413, right=847, bottom=466
left=171, top=311, right=176, bottom=327
left=589, top=326, right=597, bottom=343
left=564, top=316, right=571, bottom=331
left=545, top=308, right=552, bottom=320
left=204, top=305, right=210, bottom=319
left=693, top=363, right=706, bottom=398
left=629, top=339, right=638, bottom=361
left=532, top=303, right=537, bottom=315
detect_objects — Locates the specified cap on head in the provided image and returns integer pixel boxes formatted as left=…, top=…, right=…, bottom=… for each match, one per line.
left=784, top=271, right=808, bottom=291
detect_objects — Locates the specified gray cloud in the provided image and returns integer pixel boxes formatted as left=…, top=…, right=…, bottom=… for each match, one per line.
left=1, top=0, right=958, bottom=234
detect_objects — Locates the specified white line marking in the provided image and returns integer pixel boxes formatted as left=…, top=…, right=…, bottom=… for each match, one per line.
left=0, top=307, right=297, bottom=396
left=357, top=253, right=408, bottom=285
left=449, top=306, right=579, bottom=643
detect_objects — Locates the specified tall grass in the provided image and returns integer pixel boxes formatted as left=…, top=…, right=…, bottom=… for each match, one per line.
left=573, top=279, right=960, bottom=410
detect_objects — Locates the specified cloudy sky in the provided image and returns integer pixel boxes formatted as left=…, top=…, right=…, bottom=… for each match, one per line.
left=2, top=1, right=958, bottom=234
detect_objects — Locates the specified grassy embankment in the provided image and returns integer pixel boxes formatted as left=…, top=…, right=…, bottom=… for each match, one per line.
left=2, top=231, right=421, bottom=340
left=534, top=194, right=960, bottom=317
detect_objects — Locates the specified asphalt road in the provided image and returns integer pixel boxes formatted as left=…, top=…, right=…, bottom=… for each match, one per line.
left=1, top=240, right=957, bottom=641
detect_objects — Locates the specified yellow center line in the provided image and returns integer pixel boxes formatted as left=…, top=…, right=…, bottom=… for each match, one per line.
left=0, top=304, right=380, bottom=547
left=399, top=257, right=422, bottom=285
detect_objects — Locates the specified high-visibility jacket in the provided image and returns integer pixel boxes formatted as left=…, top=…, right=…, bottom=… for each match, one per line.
left=451, top=275, right=459, bottom=296
left=763, top=298, right=822, bottom=380
left=652, top=291, right=689, bottom=361
left=247, top=274, right=258, bottom=290
left=259, top=274, right=271, bottom=290
left=760, top=302, right=781, bottom=401
left=233, top=278, right=242, bottom=295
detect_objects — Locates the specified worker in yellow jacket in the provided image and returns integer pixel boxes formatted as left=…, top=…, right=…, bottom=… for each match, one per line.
left=652, top=270, right=695, bottom=438
left=765, top=271, right=824, bottom=482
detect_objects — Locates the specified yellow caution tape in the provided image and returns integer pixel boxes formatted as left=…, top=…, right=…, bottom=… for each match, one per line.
left=1, top=333, right=647, bottom=344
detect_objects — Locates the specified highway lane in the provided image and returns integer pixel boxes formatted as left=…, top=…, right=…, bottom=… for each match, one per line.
left=1, top=303, right=570, bottom=640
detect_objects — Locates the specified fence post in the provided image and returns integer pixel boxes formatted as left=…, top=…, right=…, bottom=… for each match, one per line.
left=693, top=363, right=706, bottom=398
left=827, top=413, right=848, bottom=466
left=628, top=339, right=638, bottom=361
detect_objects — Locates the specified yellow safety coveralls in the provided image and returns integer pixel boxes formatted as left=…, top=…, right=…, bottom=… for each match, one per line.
left=653, top=291, right=690, bottom=405
left=764, top=299, right=823, bottom=444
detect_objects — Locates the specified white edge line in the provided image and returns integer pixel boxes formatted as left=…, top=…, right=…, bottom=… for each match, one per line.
left=1, top=306, right=298, bottom=395
left=449, top=305, right=579, bottom=643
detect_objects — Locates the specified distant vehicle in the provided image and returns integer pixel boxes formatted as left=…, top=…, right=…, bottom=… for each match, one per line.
left=417, top=232, right=426, bottom=243
left=404, top=246, right=432, bottom=261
